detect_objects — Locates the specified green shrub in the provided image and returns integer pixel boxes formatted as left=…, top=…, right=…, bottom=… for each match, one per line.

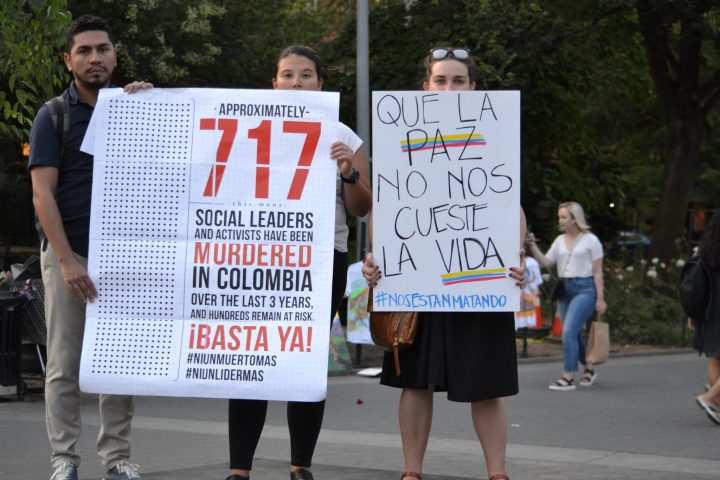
left=538, top=256, right=686, bottom=345
left=603, top=257, right=685, bottom=345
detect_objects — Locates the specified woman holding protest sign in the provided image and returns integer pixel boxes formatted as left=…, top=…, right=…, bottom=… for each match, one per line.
left=362, top=46, right=526, bottom=480
left=225, top=45, right=371, bottom=480
left=525, top=201, right=606, bottom=391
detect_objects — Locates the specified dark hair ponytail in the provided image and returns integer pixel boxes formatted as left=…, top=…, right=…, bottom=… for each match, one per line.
left=275, top=45, right=323, bottom=80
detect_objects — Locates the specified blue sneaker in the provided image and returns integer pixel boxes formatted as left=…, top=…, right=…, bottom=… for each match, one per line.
left=49, top=462, right=78, bottom=480
left=103, top=460, right=142, bottom=480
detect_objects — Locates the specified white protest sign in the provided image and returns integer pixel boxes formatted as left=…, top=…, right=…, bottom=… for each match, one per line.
left=79, top=88, right=338, bottom=401
left=371, top=91, right=520, bottom=312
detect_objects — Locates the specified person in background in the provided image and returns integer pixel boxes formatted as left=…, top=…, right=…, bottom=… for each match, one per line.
left=688, top=214, right=720, bottom=425
left=363, top=46, right=526, bottom=480
left=29, top=14, right=151, bottom=480
left=515, top=254, right=543, bottom=330
left=525, top=201, right=606, bottom=391
left=225, top=45, right=371, bottom=480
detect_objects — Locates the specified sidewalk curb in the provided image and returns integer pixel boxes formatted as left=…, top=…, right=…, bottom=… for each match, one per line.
left=351, top=347, right=698, bottom=372
left=517, top=347, right=696, bottom=365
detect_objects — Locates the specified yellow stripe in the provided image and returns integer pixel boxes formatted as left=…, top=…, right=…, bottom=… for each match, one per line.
left=441, top=268, right=506, bottom=280
left=401, top=133, right=485, bottom=147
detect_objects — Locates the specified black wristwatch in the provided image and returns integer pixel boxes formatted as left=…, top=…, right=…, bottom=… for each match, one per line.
left=341, top=168, right=360, bottom=184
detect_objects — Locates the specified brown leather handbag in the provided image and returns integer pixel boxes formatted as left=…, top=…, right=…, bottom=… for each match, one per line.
left=367, top=288, right=419, bottom=376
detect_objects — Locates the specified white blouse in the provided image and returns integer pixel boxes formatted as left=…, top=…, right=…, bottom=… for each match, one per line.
left=545, top=232, right=603, bottom=278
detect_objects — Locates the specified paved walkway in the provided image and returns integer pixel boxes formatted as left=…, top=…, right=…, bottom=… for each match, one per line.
left=1, top=351, right=718, bottom=479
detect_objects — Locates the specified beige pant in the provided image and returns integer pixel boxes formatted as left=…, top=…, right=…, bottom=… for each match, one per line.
left=42, top=244, right=134, bottom=468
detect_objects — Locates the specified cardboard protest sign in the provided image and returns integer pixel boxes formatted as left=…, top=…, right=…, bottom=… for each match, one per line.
left=79, top=88, right=338, bottom=401
left=371, top=91, right=520, bottom=312
left=345, top=261, right=372, bottom=344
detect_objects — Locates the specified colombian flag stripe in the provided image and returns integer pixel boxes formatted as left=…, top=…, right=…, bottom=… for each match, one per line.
left=400, top=133, right=486, bottom=152
left=401, top=140, right=486, bottom=152
left=440, top=268, right=507, bottom=286
left=442, top=275, right=506, bottom=286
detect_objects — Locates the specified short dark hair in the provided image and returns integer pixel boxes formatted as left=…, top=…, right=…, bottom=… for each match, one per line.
left=275, top=45, right=323, bottom=81
left=65, top=15, right=115, bottom=53
left=422, top=46, right=478, bottom=85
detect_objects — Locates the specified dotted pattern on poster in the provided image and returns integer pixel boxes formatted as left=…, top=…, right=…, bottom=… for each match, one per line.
left=106, top=99, right=192, bottom=161
left=96, top=240, right=179, bottom=318
left=99, top=162, right=187, bottom=239
left=93, top=98, right=193, bottom=377
left=100, top=98, right=190, bottom=239
left=90, top=318, right=175, bottom=376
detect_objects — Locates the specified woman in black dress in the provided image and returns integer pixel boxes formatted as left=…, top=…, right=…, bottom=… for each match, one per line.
left=363, top=47, right=526, bottom=480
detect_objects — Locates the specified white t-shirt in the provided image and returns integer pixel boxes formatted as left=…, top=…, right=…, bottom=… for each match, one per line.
left=515, top=256, right=543, bottom=329
left=545, top=232, right=603, bottom=278
left=334, top=122, right=363, bottom=252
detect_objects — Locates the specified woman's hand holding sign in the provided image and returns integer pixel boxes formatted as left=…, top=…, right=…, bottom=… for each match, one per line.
left=330, top=141, right=354, bottom=177
left=362, top=252, right=382, bottom=288
left=509, top=249, right=527, bottom=288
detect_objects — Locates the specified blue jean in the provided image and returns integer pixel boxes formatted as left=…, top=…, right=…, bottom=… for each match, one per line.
left=557, top=277, right=597, bottom=373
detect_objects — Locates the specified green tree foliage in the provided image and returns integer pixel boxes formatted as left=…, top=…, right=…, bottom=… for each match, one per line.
left=69, top=0, right=227, bottom=86
left=67, top=0, right=344, bottom=88
left=327, top=0, right=658, bottom=243
left=0, top=0, right=70, bottom=141
left=200, top=0, right=339, bottom=88
left=1, top=0, right=715, bottom=339
left=0, top=1, right=71, bottom=253
left=3, top=0, right=718, bottom=268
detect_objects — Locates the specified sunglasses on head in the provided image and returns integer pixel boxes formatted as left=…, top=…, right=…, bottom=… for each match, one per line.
left=429, top=47, right=471, bottom=61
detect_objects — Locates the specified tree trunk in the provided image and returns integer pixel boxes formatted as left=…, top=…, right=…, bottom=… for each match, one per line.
left=637, top=0, right=714, bottom=260
left=650, top=102, right=705, bottom=260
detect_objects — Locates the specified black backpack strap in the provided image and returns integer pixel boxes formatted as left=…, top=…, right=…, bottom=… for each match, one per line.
left=45, top=95, right=69, bottom=159
left=36, top=95, right=69, bottom=248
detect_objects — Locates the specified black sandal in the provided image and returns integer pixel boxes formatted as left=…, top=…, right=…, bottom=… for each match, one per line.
left=580, top=368, right=597, bottom=386
left=548, top=377, right=576, bottom=391
left=290, top=468, right=314, bottom=480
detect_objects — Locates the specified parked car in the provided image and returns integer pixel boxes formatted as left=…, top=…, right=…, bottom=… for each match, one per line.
left=612, top=230, right=651, bottom=257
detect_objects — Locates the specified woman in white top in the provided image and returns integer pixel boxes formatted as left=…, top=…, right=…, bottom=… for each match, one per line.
left=226, top=45, right=371, bottom=480
left=526, top=201, right=606, bottom=391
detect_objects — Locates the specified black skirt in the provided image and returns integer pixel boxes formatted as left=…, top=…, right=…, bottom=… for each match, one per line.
left=380, top=311, right=518, bottom=402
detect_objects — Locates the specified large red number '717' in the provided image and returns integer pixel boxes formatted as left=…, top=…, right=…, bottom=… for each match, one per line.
left=199, top=118, right=321, bottom=199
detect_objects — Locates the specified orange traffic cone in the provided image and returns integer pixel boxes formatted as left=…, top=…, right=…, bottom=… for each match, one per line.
left=534, top=294, right=543, bottom=328
left=551, top=312, right=563, bottom=337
